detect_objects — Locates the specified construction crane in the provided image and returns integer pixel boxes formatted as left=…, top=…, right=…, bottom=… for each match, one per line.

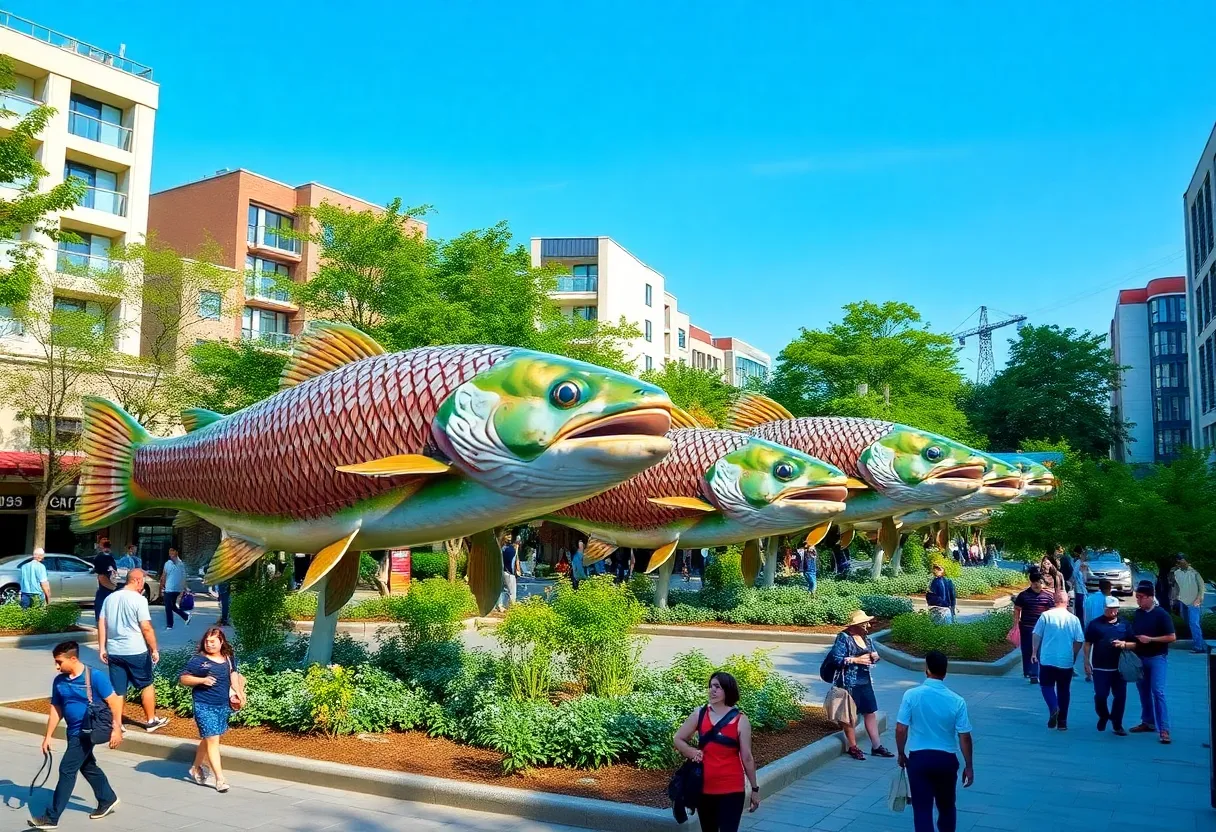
left=954, top=306, right=1027, bottom=384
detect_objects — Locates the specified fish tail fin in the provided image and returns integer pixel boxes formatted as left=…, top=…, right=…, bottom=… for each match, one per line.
left=73, top=397, right=151, bottom=532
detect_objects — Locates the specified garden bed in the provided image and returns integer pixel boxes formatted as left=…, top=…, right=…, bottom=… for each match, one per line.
left=0, top=624, right=91, bottom=637
left=0, top=602, right=83, bottom=637
left=637, top=618, right=892, bottom=636
left=5, top=698, right=836, bottom=808
left=880, top=638, right=1013, bottom=662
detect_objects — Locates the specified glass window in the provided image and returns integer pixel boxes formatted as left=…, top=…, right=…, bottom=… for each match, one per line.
left=644, top=355, right=653, bottom=371
left=644, top=320, right=652, bottom=342
left=198, top=291, right=221, bottom=320
left=1205, top=176, right=1214, bottom=253
left=68, top=94, right=127, bottom=149
left=573, top=306, right=597, bottom=321
left=678, top=329, right=686, bottom=349
left=1201, top=343, right=1210, bottom=413
left=248, top=205, right=297, bottom=252
left=644, top=284, right=652, bottom=307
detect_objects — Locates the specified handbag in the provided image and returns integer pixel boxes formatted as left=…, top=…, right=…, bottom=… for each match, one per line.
left=1006, top=626, right=1021, bottom=647
left=887, top=768, right=910, bottom=813
left=667, top=706, right=740, bottom=820
left=1118, top=649, right=1143, bottom=683
left=179, top=591, right=195, bottom=612
left=228, top=658, right=247, bottom=711
left=823, top=682, right=857, bottom=724
left=80, top=667, right=114, bottom=745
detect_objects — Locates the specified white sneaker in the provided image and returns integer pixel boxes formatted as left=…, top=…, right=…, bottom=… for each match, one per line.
left=145, top=717, right=169, bottom=733
left=184, top=611, right=192, bottom=626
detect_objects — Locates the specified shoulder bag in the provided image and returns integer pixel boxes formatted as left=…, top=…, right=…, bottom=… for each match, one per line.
left=1118, top=648, right=1143, bottom=683
left=228, top=657, right=247, bottom=711
left=80, top=667, right=114, bottom=745
left=667, top=706, right=740, bottom=817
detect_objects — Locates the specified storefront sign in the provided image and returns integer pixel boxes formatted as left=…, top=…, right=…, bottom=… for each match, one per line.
left=49, top=495, right=79, bottom=511
left=389, top=548, right=411, bottom=592
left=0, top=495, right=27, bottom=510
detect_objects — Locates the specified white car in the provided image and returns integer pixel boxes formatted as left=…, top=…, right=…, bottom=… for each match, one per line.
left=0, top=553, right=162, bottom=606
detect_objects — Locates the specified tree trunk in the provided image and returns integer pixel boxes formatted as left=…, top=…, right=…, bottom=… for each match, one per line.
left=33, top=492, right=49, bottom=550
left=655, top=554, right=674, bottom=608
left=374, top=552, right=390, bottom=597
left=305, top=574, right=339, bottom=666
left=760, top=536, right=778, bottom=588
left=445, top=539, right=462, bottom=584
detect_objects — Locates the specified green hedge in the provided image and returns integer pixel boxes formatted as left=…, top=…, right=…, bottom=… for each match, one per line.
left=644, top=586, right=859, bottom=627
left=887, top=610, right=1015, bottom=661
left=0, top=601, right=81, bottom=634
left=411, top=549, right=466, bottom=581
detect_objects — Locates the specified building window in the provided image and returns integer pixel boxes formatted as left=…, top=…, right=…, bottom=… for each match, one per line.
left=573, top=306, right=597, bottom=321
left=198, top=291, right=222, bottom=320
left=242, top=307, right=292, bottom=348
left=1208, top=336, right=1216, bottom=413
left=1149, top=296, right=1184, bottom=324
left=247, top=205, right=299, bottom=253
left=245, top=256, right=291, bottom=302
left=56, top=232, right=112, bottom=274
left=1154, top=362, right=1182, bottom=390
left=735, top=356, right=768, bottom=384
left=1206, top=176, right=1214, bottom=255
left=678, top=329, right=686, bottom=349
left=1152, top=329, right=1184, bottom=356
left=30, top=415, right=83, bottom=445
left=1156, top=428, right=1187, bottom=459
left=559, top=264, right=599, bottom=293
left=644, top=283, right=652, bottom=307
left=644, top=320, right=652, bottom=342
left=64, top=161, right=125, bottom=216
left=68, top=94, right=129, bottom=150
left=1156, top=394, right=1189, bottom=423
left=644, top=355, right=653, bottom=371
left=1201, top=343, right=1210, bottom=414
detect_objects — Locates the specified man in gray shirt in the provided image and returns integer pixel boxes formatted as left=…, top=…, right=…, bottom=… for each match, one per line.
left=98, top=570, right=168, bottom=732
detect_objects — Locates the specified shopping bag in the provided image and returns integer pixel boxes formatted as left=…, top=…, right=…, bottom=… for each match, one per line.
left=180, top=591, right=195, bottom=612
left=888, top=768, right=910, bottom=813
left=1118, top=650, right=1143, bottom=683
left=1006, top=626, right=1021, bottom=647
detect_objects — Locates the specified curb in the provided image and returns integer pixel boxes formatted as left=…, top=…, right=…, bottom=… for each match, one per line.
left=0, top=626, right=98, bottom=650
left=906, top=594, right=1013, bottom=611
left=288, top=620, right=398, bottom=636
left=0, top=704, right=883, bottom=832
left=871, top=630, right=1020, bottom=676
left=470, top=617, right=840, bottom=645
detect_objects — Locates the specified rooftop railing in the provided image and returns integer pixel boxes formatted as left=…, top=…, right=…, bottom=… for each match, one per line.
left=0, top=10, right=153, bottom=79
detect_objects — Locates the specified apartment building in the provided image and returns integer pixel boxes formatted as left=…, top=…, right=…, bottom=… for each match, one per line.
left=0, top=11, right=158, bottom=557
left=531, top=236, right=771, bottom=382
left=147, top=168, right=426, bottom=350
left=1110, top=277, right=1189, bottom=463
left=1185, top=123, right=1216, bottom=453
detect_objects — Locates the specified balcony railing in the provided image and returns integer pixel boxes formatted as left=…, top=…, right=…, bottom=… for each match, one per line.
left=68, top=111, right=132, bottom=151
left=78, top=185, right=128, bottom=217
left=0, top=90, right=39, bottom=118
left=241, top=329, right=294, bottom=349
left=0, top=11, right=153, bottom=79
left=0, top=317, right=23, bottom=337
left=244, top=273, right=291, bottom=303
left=247, top=225, right=300, bottom=254
left=55, top=250, right=115, bottom=276
left=556, top=276, right=598, bottom=293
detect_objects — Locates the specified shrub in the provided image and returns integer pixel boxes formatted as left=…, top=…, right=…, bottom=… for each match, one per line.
left=283, top=591, right=317, bottom=620
left=902, top=535, right=927, bottom=573
left=358, top=551, right=381, bottom=587
left=394, top=578, right=475, bottom=650
left=230, top=572, right=291, bottom=651
left=0, top=601, right=80, bottom=634
left=495, top=597, right=560, bottom=700
left=411, top=548, right=466, bottom=580
left=627, top=572, right=655, bottom=606
left=888, top=610, right=1015, bottom=660
left=952, top=572, right=993, bottom=598
left=703, top=547, right=745, bottom=610
left=551, top=576, right=645, bottom=696
left=858, top=595, right=915, bottom=619
left=304, top=664, right=358, bottom=736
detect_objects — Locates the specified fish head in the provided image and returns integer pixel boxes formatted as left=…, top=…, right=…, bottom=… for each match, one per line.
left=973, top=452, right=1025, bottom=503
left=433, top=350, right=673, bottom=497
left=704, top=437, right=850, bottom=531
left=1015, top=458, right=1057, bottom=499
left=858, top=425, right=986, bottom=505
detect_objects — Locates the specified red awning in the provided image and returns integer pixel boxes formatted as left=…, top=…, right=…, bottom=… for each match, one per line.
left=0, top=451, right=84, bottom=478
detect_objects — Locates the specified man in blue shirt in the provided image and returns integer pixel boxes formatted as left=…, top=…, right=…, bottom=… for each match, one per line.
left=896, top=650, right=975, bottom=832
left=114, top=544, right=141, bottom=571
left=1084, top=595, right=1133, bottom=735
left=28, top=640, right=123, bottom=830
left=1122, top=583, right=1176, bottom=744
left=571, top=540, right=586, bottom=590
left=19, top=548, right=51, bottom=608
left=926, top=563, right=957, bottom=623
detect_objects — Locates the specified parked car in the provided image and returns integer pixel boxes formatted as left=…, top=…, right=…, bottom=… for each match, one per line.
left=0, top=553, right=162, bottom=606
left=1085, top=550, right=1134, bottom=596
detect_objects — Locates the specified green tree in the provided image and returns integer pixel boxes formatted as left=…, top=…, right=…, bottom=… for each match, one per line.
left=640, top=361, right=735, bottom=426
left=0, top=57, right=86, bottom=307
left=965, top=325, right=1126, bottom=456
left=766, top=301, right=979, bottom=441
left=189, top=341, right=286, bottom=414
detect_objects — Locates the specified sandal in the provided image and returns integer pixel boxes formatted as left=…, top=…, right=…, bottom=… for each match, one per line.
left=846, top=746, right=866, bottom=761
left=187, top=767, right=206, bottom=785
left=215, top=780, right=230, bottom=793
left=1159, top=731, right=1172, bottom=745
left=870, top=746, right=895, bottom=758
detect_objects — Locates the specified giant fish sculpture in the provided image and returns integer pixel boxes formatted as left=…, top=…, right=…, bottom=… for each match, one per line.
left=1009, top=457, right=1057, bottom=501
left=74, top=323, right=676, bottom=628
left=547, top=427, right=850, bottom=573
left=891, top=452, right=1025, bottom=530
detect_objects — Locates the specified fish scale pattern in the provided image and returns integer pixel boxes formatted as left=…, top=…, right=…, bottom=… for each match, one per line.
left=133, top=345, right=515, bottom=519
left=554, top=428, right=749, bottom=528
left=749, top=417, right=894, bottom=479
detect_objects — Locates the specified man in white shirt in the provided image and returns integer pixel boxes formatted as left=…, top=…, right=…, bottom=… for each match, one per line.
left=98, top=570, right=168, bottom=732
left=896, top=650, right=974, bottom=832
left=1031, top=590, right=1085, bottom=731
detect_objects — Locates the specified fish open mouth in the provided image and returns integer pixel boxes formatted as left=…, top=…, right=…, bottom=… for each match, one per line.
left=779, top=485, right=850, bottom=504
left=986, top=476, right=1023, bottom=490
left=557, top=408, right=672, bottom=442
left=927, top=464, right=985, bottom=481
left=1030, top=477, right=1057, bottom=487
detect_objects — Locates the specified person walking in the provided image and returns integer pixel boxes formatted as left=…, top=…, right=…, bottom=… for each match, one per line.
left=27, top=640, right=123, bottom=830
left=496, top=536, right=517, bottom=612
left=161, top=547, right=191, bottom=630
left=804, top=545, right=818, bottom=594
left=97, top=570, right=168, bottom=732
left=828, top=610, right=895, bottom=760
left=1170, top=553, right=1207, bottom=653
left=1013, top=569, right=1055, bottom=684
left=1038, top=554, right=1064, bottom=595
left=1071, top=546, right=1090, bottom=628
left=1031, top=590, right=1084, bottom=730
left=673, top=672, right=760, bottom=832
left=895, top=650, right=974, bottom=832
left=1084, top=579, right=1114, bottom=629
left=571, top=540, right=586, bottom=590
left=926, top=563, right=957, bottom=624
left=1084, top=596, right=1132, bottom=736
left=115, top=544, right=141, bottom=571
left=92, top=541, right=118, bottom=613
left=682, top=548, right=693, bottom=582
left=19, top=547, right=51, bottom=608
left=216, top=582, right=231, bottom=627
left=1122, top=583, right=1176, bottom=744
left=180, top=627, right=240, bottom=792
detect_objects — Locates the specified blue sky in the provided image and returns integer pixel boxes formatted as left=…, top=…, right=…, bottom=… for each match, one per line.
left=16, top=0, right=1215, bottom=373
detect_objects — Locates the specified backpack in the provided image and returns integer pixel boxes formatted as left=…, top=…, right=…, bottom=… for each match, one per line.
left=667, top=706, right=740, bottom=823
left=819, top=651, right=838, bottom=683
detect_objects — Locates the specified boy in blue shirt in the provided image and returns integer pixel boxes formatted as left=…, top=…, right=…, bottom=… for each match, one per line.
left=28, top=641, right=123, bottom=830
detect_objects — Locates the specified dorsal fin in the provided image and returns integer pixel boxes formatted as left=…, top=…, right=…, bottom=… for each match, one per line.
left=725, top=393, right=794, bottom=431
left=669, top=406, right=703, bottom=430
left=279, top=321, right=387, bottom=391
left=181, top=408, right=224, bottom=433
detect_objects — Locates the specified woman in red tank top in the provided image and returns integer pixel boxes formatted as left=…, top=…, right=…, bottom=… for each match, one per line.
left=673, top=672, right=760, bottom=832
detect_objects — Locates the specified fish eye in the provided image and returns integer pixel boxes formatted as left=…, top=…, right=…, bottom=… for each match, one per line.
left=923, top=446, right=944, bottom=462
left=774, top=461, right=796, bottom=482
left=550, top=380, right=582, bottom=409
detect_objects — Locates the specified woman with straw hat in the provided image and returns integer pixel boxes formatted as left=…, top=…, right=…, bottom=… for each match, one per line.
left=826, top=610, right=894, bottom=761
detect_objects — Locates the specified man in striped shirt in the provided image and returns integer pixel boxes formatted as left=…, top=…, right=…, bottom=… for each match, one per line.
left=1013, top=569, right=1055, bottom=684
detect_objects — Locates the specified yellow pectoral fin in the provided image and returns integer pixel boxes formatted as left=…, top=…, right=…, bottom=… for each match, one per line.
left=647, top=496, right=718, bottom=512
left=838, top=527, right=855, bottom=548
left=805, top=523, right=832, bottom=547
left=300, top=528, right=362, bottom=593
left=324, top=549, right=363, bottom=616
left=204, top=536, right=266, bottom=585
left=643, top=539, right=681, bottom=574
left=583, top=538, right=618, bottom=566
left=336, top=454, right=451, bottom=477
left=845, top=477, right=871, bottom=490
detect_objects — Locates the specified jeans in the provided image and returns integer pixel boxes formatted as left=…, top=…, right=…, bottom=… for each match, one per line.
left=217, top=582, right=231, bottom=623
left=1039, top=665, right=1074, bottom=722
left=907, top=749, right=959, bottom=832
left=19, top=592, right=43, bottom=609
left=1092, top=668, right=1127, bottom=729
left=1074, top=594, right=1086, bottom=628
left=929, top=607, right=955, bottom=624
left=1019, top=625, right=1039, bottom=678
left=93, top=586, right=114, bottom=612
left=697, top=791, right=745, bottom=832
left=1136, top=653, right=1169, bottom=731
left=1180, top=603, right=1205, bottom=651
left=164, top=591, right=189, bottom=627
left=499, top=571, right=517, bottom=608
left=45, top=734, right=116, bottom=822
left=805, top=571, right=817, bottom=593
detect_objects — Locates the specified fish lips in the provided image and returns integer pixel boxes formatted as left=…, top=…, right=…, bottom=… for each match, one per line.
left=923, top=463, right=985, bottom=496
left=550, top=407, right=674, bottom=470
left=773, top=484, right=850, bottom=516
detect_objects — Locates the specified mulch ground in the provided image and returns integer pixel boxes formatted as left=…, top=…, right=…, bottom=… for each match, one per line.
left=6, top=700, right=837, bottom=808
left=885, top=641, right=1016, bottom=662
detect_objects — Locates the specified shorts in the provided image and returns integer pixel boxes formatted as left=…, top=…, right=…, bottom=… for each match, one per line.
left=108, top=652, right=153, bottom=692
left=850, top=681, right=878, bottom=715
left=194, top=702, right=231, bottom=738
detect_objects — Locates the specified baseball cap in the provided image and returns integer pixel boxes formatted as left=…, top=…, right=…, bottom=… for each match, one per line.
left=1175, top=553, right=1188, bottom=562
left=1104, top=596, right=1121, bottom=609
